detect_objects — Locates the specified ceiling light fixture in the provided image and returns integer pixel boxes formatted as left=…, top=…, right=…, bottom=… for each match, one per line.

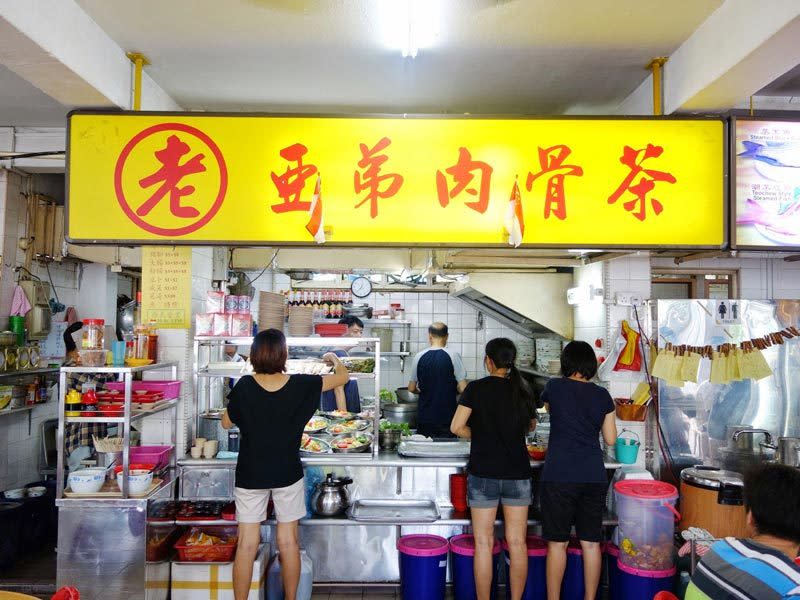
left=381, top=0, right=442, bottom=59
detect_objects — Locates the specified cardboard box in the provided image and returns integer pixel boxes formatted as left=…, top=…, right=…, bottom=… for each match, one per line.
left=171, top=543, right=270, bottom=600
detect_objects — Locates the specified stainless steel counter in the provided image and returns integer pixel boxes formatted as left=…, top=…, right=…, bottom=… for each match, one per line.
left=177, top=452, right=623, bottom=469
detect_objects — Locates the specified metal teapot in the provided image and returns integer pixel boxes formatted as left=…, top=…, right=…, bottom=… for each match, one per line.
left=311, top=473, right=353, bottom=517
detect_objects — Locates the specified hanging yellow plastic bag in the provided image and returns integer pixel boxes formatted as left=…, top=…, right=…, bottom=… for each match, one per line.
left=681, top=352, right=702, bottom=383
left=631, top=382, right=650, bottom=405
left=614, top=320, right=643, bottom=372
left=651, top=349, right=673, bottom=380
left=750, top=348, right=773, bottom=380
left=709, top=351, right=725, bottom=384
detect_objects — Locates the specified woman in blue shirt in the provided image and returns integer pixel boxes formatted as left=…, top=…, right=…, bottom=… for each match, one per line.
left=540, top=341, right=617, bottom=600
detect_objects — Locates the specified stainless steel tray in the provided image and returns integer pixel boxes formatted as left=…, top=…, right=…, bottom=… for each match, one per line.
left=397, top=440, right=471, bottom=458
left=348, top=499, right=440, bottom=522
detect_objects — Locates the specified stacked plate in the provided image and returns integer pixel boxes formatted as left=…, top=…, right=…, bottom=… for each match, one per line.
left=288, top=306, right=314, bottom=336
left=258, top=291, right=286, bottom=332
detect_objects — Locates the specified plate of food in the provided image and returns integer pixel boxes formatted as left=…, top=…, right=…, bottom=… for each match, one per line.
left=325, top=420, right=369, bottom=436
left=300, top=434, right=332, bottom=454
left=527, top=444, right=547, bottom=461
left=320, top=409, right=356, bottom=421
left=286, top=359, right=333, bottom=375
left=304, top=416, right=330, bottom=434
left=340, top=357, right=375, bottom=373
left=331, top=433, right=373, bottom=453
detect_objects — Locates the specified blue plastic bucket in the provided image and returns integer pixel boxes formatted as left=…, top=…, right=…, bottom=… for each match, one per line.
left=450, top=534, right=501, bottom=600
left=615, top=430, right=640, bottom=464
left=503, top=536, right=547, bottom=600
left=398, top=534, right=448, bottom=600
left=617, top=559, right=675, bottom=598
left=561, top=542, right=585, bottom=600
left=604, top=543, right=621, bottom=600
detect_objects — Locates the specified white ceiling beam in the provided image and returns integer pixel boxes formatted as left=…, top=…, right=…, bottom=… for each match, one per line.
left=0, top=126, right=65, bottom=172
left=0, top=0, right=180, bottom=111
left=610, top=0, right=800, bottom=115
left=664, top=0, right=800, bottom=113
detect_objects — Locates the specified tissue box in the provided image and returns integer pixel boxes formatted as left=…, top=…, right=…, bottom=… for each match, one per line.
left=171, top=543, right=270, bottom=600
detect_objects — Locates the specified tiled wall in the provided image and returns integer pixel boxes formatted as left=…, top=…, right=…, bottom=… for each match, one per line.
left=244, top=273, right=535, bottom=394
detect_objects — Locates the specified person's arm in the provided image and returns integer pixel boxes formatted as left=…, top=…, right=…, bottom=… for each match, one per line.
left=450, top=405, right=472, bottom=439
left=452, top=351, right=468, bottom=394
left=222, top=410, right=234, bottom=430
left=408, top=351, right=421, bottom=393
left=222, top=380, right=243, bottom=430
left=601, top=411, right=617, bottom=446
left=321, top=352, right=349, bottom=392
left=529, top=418, right=538, bottom=433
left=333, top=385, right=347, bottom=412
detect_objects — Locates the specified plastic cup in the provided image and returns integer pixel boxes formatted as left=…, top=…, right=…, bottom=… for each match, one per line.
left=190, top=447, right=203, bottom=459
left=203, top=440, right=219, bottom=458
left=194, top=438, right=206, bottom=447
left=111, top=341, right=126, bottom=366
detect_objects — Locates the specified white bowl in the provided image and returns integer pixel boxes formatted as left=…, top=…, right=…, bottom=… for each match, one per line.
left=116, top=470, right=153, bottom=495
left=4, top=487, right=26, bottom=499
left=68, top=469, right=106, bottom=494
left=27, top=486, right=47, bottom=497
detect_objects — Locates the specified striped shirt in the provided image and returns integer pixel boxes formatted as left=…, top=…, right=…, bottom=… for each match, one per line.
left=686, top=538, right=800, bottom=600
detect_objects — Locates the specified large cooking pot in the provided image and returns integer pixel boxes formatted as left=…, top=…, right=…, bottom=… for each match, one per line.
left=312, top=473, right=353, bottom=517
left=679, top=467, right=748, bottom=538
left=383, top=402, right=417, bottom=428
left=395, top=387, right=419, bottom=404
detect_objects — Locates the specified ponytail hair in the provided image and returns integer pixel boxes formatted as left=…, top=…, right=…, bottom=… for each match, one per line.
left=485, top=338, right=537, bottom=430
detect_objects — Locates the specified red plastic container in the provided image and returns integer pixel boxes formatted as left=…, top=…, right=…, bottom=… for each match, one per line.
left=113, top=463, right=155, bottom=475
left=315, top=323, right=348, bottom=337
left=174, top=526, right=238, bottom=562
left=450, top=473, right=468, bottom=512
left=130, top=446, right=172, bottom=470
left=105, top=380, right=182, bottom=400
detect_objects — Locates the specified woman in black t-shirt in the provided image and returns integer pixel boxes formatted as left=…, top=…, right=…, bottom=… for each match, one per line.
left=451, top=338, right=537, bottom=600
left=222, top=329, right=348, bottom=600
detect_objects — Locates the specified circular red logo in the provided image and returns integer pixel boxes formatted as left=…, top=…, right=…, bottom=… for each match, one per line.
left=114, top=122, right=228, bottom=237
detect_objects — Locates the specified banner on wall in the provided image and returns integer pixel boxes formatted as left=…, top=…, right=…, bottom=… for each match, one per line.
left=66, top=112, right=726, bottom=248
left=141, top=246, right=192, bottom=329
left=733, top=117, right=800, bottom=249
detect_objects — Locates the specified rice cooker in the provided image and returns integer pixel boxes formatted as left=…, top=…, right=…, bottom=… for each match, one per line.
left=679, top=467, right=748, bottom=538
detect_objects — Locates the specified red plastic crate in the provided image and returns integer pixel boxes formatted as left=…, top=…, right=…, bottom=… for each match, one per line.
left=315, top=323, right=348, bottom=337
left=174, top=526, right=238, bottom=562
left=105, top=380, right=182, bottom=400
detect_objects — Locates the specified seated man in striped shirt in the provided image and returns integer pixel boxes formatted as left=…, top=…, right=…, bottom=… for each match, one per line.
left=687, top=463, right=800, bottom=600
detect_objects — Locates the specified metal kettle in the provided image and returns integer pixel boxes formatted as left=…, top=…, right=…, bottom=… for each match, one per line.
left=311, top=473, right=353, bottom=517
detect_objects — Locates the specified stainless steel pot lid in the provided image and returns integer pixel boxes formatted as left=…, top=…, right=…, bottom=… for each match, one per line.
left=681, top=467, right=743, bottom=489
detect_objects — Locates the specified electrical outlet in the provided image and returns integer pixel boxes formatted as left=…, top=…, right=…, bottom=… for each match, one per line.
left=615, top=292, right=643, bottom=306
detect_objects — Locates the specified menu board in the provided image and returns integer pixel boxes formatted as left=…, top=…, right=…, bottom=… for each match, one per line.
left=141, top=246, right=192, bottom=329
left=734, top=118, right=800, bottom=248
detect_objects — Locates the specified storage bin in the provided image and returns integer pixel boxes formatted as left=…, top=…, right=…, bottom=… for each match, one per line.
left=450, top=534, right=501, bottom=600
left=398, top=534, right=448, bottom=600
left=614, top=480, right=679, bottom=571
left=172, top=543, right=270, bottom=600
left=616, top=560, right=676, bottom=598
left=131, top=445, right=173, bottom=470
left=106, top=380, right=182, bottom=400
left=0, top=501, right=23, bottom=569
left=173, top=526, right=238, bottom=562
left=502, top=535, right=547, bottom=600
left=266, top=548, right=312, bottom=600
left=561, top=541, right=585, bottom=600
left=604, top=543, right=621, bottom=600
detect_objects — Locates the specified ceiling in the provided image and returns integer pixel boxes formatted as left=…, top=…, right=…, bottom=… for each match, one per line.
left=72, top=0, right=724, bottom=115
left=758, top=62, right=800, bottom=97
left=0, top=64, right=71, bottom=126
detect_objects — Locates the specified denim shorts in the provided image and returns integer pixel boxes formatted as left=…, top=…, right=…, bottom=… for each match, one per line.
left=467, top=474, right=532, bottom=508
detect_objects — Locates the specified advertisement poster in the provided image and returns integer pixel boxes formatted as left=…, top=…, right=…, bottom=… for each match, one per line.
left=735, top=119, right=800, bottom=248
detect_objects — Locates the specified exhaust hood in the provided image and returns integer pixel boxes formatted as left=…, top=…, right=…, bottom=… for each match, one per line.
left=450, top=272, right=573, bottom=339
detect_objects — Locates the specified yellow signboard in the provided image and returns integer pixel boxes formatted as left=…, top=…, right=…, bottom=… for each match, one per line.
left=141, top=246, right=192, bottom=329
left=67, top=112, right=725, bottom=247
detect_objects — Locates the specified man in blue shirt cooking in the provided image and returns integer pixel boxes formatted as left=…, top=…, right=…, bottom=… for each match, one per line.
left=408, top=322, right=468, bottom=438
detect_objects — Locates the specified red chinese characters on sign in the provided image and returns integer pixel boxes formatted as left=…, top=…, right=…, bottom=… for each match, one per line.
left=270, top=143, right=318, bottom=213
left=608, top=144, right=676, bottom=221
left=137, top=135, right=206, bottom=218
left=354, top=137, right=404, bottom=218
left=526, top=145, right=583, bottom=220
left=435, top=147, right=493, bottom=214
left=114, top=123, right=228, bottom=238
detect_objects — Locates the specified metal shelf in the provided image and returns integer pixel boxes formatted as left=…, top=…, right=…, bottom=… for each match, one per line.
left=381, top=352, right=410, bottom=357
left=313, top=319, right=412, bottom=326
left=195, top=336, right=380, bottom=347
left=0, top=367, right=59, bottom=379
left=64, top=399, right=179, bottom=423
left=60, top=361, right=179, bottom=375
left=0, top=405, right=35, bottom=419
left=196, top=369, right=375, bottom=380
